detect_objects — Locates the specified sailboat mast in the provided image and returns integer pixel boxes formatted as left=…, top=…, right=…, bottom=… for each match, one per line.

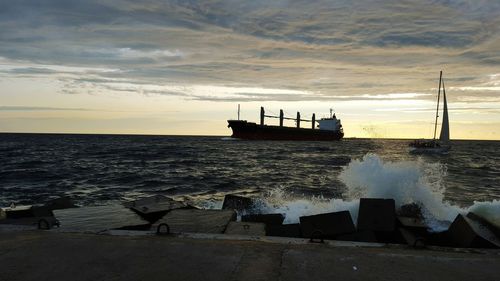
left=433, top=71, right=443, bottom=140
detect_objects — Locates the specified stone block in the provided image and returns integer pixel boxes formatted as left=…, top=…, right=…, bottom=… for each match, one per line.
left=299, top=211, right=355, bottom=239
left=266, top=224, right=302, bottom=238
left=336, top=230, right=378, bottom=243
left=126, top=195, right=187, bottom=223
left=45, top=197, right=77, bottom=210
left=357, top=198, right=396, bottom=232
left=4, top=205, right=33, bottom=219
left=448, top=214, right=500, bottom=248
left=399, top=228, right=426, bottom=247
left=153, top=209, right=237, bottom=234
left=54, top=204, right=149, bottom=233
left=467, top=212, right=500, bottom=238
left=241, top=214, right=285, bottom=226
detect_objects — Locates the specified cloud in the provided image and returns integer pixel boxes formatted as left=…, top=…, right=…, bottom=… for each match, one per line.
left=0, top=0, right=499, bottom=103
left=0, top=106, right=93, bottom=111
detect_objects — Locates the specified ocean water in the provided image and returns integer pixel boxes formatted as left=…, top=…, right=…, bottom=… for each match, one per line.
left=1, top=133, right=500, bottom=229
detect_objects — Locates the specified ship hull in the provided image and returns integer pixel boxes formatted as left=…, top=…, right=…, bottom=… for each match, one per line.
left=227, top=120, right=343, bottom=141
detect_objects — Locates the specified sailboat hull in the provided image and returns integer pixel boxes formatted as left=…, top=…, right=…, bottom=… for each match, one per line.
left=408, top=71, right=451, bottom=155
left=409, top=145, right=451, bottom=155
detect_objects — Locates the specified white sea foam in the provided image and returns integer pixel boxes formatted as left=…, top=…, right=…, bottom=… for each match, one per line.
left=254, top=153, right=500, bottom=231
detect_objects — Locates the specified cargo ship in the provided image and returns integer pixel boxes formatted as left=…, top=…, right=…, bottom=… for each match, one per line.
left=227, top=107, right=344, bottom=141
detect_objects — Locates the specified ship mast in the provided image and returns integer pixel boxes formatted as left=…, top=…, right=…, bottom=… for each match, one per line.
left=433, top=71, right=442, bottom=140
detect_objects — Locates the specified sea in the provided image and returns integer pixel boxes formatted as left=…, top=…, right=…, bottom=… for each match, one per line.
left=1, top=133, right=500, bottom=230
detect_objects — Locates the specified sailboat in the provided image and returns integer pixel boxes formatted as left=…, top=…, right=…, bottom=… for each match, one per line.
left=409, top=71, right=451, bottom=154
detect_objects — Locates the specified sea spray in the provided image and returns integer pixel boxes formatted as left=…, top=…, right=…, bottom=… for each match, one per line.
left=251, top=154, right=448, bottom=227
left=338, top=153, right=462, bottom=223
left=468, top=200, right=500, bottom=228
left=209, top=153, right=500, bottom=232
left=255, top=187, right=360, bottom=224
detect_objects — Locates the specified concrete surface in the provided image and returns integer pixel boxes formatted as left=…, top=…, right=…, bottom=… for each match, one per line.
left=1, top=231, right=499, bottom=281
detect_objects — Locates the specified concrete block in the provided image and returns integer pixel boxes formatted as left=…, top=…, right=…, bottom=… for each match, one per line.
left=357, top=198, right=396, bottom=232
left=32, top=206, right=54, bottom=217
left=399, top=228, right=426, bottom=248
left=45, top=197, right=77, bottom=210
left=467, top=212, right=500, bottom=238
left=448, top=214, right=500, bottom=248
left=427, top=231, right=453, bottom=247
left=397, top=216, right=429, bottom=238
left=266, top=224, right=302, bottom=238
left=397, top=216, right=427, bottom=229
left=123, top=195, right=175, bottom=208
left=54, top=204, right=149, bottom=233
left=126, top=195, right=187, bottom=223
left=336, top=230, right=378, bottom=243
left=1, top=205, right=57, bottom=229
left=222, top=194, right=254, bottom=211
left=3, top=205, right=54, bottom=219
left=153, top=209, right=236, bottom=234
left=299, top=211, right=356, bottom=239
left=241, top=214, right=285, bottom=226
left=224, top=222, right=266, bottom=236
left=0, top=216, right=59, bottom=229
left=4, top=205, right=33, bottom=219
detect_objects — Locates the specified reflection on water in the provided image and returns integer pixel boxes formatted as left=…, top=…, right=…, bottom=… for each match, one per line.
left=1, top=133, right=499, bottom=208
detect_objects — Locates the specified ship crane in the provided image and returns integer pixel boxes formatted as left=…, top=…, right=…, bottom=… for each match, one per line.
left=262, top=107, right=317, bottom=129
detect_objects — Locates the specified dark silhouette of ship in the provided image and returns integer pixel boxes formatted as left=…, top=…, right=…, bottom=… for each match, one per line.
left=227, top=107, right=344, bottom=141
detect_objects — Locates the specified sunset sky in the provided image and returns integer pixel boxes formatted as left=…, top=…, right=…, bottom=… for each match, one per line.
left=1, top=0, right=499, bottom=139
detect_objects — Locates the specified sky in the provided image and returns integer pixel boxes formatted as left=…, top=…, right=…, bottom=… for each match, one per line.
left=0, top=0, right=499, bottom=139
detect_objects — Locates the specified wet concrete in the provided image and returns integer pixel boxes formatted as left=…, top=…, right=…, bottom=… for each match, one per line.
left=0, top=231, right=499, bottom=281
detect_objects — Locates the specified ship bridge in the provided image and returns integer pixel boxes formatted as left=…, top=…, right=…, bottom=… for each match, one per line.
left=318, top=116, right=342, bottom=132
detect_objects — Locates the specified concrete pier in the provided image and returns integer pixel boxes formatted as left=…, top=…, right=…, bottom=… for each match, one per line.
left=1, top=231, right=499, bottom=281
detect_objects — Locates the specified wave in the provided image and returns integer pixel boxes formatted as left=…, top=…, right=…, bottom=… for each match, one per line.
left=251, top=153, right=500, bottom=231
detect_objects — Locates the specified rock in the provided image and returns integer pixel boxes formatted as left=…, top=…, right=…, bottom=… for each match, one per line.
left=241, top=214, right=285, bottom=226
left=299, top=211, right=356, bottom=239
left=221, top=194, right=254, bottom=211
left=224, top=222, right=266, bottom=236
left=357, top=198, right=396, bottom=232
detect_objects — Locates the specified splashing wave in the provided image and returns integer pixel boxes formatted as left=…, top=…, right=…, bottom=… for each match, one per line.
left=254, top=154, right=500, bottom=231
